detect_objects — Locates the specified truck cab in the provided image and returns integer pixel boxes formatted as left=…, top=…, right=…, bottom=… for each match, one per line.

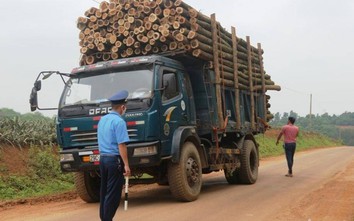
left=31, top=55, right=206, bottom=202
left=58, top=55, right=194, bottom=168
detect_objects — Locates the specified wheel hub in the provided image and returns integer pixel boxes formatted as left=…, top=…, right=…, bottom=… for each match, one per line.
left=186, top=157, right=199, bottom=186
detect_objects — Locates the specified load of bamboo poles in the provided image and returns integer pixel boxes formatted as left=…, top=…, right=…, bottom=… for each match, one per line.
left=77, top=0, right=280, bottom=121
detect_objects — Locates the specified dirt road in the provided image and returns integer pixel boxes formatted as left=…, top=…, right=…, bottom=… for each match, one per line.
left=1, top=146, right=353, bottom=221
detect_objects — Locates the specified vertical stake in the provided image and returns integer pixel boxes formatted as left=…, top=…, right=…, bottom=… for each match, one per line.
left=231, top=27, right=241, bottom=130
left=257, top=43, right=267, bottom=123
left=246, top=36, right=255, bottom=130
left=211, top=13, right=224, bottom=129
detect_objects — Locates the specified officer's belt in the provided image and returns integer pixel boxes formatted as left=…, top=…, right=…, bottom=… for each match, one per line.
left=100, top=153, right=119, bottom=157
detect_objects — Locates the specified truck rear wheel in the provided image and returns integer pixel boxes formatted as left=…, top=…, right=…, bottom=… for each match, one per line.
left=167, top=142, right=202, bottom=202
left=224, top=142, right=241, bottom=184
left=224, top=168, right=241, bottom=184
left=239, top=139, right=258, bottom=184
left=74, top=171, right=100, bottom=203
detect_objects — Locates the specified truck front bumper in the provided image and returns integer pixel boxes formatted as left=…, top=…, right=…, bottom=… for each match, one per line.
left=60, top=141, right=162, bottom=172
left=60, top=147, right=100, bottom=172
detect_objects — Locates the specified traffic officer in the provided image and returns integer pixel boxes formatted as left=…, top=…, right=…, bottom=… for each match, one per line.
left=98, top=90, right=131, bottom=221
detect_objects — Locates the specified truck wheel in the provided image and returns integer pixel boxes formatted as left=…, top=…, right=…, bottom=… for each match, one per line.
left=224, top=168, right=241, bottom=184
left=74, top=171, right=100, bottom=203
left=239, top=140, right=258, bottom=184
left=224, top=142, right=241, bottom=184
left=167, top=142, right=202, bottom=202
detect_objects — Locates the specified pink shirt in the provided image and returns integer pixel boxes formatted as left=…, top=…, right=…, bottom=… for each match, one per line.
left=281, top=124, right=299, bottom=143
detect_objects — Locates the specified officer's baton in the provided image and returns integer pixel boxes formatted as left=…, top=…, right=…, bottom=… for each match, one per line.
left=124, top=176, right=129, bottom=211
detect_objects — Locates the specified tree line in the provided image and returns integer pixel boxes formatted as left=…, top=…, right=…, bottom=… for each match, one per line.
left=1, top=108, right=353, bottom=146
left=270, top=111, right=354, bottom=146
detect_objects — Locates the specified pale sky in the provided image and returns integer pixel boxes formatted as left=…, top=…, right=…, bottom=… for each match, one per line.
left=1, top=0, right=353, bottom=117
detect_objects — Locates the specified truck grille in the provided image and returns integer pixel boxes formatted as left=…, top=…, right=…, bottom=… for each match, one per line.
left=71, top=131, right=97, bottom=144
left=128, top=129, right=138, bottom=137
left=70, top=129, right=138, bottom=144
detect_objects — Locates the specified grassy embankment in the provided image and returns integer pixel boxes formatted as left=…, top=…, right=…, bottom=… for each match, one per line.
left=256, top=128, right=343, bottom=157
left=0, top=116, right=74, bottom=201
left=0, top=146, right=74, bottom=201
left=0, top=129, right=342, bottom=201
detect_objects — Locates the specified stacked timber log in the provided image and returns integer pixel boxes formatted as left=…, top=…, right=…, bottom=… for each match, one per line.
left=77, top=0, right=280, bottom=121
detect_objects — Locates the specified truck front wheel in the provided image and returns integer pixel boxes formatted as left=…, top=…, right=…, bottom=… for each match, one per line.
left=167, top=142, right=202, bottom=202
left=239, top=139, right=259, bottom=184
left=74, top=171, right=100, bottom=203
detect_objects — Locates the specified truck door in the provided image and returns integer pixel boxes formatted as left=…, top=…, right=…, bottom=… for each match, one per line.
left=159, top=68, right=187, bottom=149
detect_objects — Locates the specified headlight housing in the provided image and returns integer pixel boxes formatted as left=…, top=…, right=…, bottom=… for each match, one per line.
left=60, top=153, right=74, bottom=162
left=133, top=146, right=158, bottom=157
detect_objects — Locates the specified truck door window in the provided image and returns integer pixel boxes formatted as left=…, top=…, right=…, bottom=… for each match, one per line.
left=162, top=71, right=179, bottom=102
left=183, top=74, right=193, bottom=99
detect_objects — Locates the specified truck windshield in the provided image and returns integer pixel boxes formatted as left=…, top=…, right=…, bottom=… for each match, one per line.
left=60, top=68, right=153, bottom=107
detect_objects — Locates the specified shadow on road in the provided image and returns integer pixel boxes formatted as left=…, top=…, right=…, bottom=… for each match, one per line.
left=126, top=174, right=236, bottom=207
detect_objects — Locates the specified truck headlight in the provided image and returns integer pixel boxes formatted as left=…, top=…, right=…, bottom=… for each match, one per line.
left=133, top=146, right=158, bottom=157
left=60, top=154, right=74, bottom=162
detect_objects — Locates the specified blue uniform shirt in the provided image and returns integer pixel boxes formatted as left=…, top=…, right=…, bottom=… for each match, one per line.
left=98, top=111, right=130, bottom=155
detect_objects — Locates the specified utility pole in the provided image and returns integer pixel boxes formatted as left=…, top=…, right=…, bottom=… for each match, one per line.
left=309, top=94, right=313, bottom=130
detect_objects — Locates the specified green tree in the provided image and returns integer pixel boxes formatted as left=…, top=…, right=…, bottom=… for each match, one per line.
left=269, top=111, right=354, bottom=145
left=0, top=108, right=21, bottom=118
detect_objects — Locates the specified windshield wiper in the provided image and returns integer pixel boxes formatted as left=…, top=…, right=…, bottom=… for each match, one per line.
left=128, top=98, right=144, bottom=102
left=62, top=102, right=100, bottom=109
left=128, top=97, right=152, bottom=103
left=73, top=99, right=90, bottom=105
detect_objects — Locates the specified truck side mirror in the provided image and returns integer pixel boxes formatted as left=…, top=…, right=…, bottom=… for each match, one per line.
left=29, top=87, right=38, bottom=111
left=29, top=80, right=42, bottom=111
left=28, top=71, right=69, bottom=112
left=35, top=80, right=41, bottom=91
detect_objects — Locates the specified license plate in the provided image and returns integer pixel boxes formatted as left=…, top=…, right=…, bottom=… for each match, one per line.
left=89, top=154, right=100, bottom=162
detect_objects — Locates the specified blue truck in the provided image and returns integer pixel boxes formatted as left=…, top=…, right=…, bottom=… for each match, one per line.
left=30, top=50, right=275, bottom=202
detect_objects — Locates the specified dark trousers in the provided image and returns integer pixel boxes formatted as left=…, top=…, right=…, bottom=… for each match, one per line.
left=99, top=155, right=124, bottom=221
left=284, top=143, right=296, bottom=174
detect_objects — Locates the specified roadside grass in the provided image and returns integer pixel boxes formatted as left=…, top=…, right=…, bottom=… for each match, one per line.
left=0, top=176, right=73, bottom=200
left=0, top=129, right=342, bottom=201
left=256, top=129, right=343, bottom=158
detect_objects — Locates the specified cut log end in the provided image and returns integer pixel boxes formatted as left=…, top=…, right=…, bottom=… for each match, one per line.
left=85, top=55, right=95, bottom=65
left=103, top=53, right=111, bottom=61
left=111, top=52, right=119, bottom=60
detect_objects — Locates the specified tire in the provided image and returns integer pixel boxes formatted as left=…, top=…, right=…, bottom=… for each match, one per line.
left=74, top=171, right=100, bottom=203
left=167, top=142, right=202, bottom=202
left=239, top=139, right=259, bottom=184
left=157, top=162, right=169, bottom=186
left=224, top=142, right=241, bottom=184
left=224, top=167, right=241, bottom=184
